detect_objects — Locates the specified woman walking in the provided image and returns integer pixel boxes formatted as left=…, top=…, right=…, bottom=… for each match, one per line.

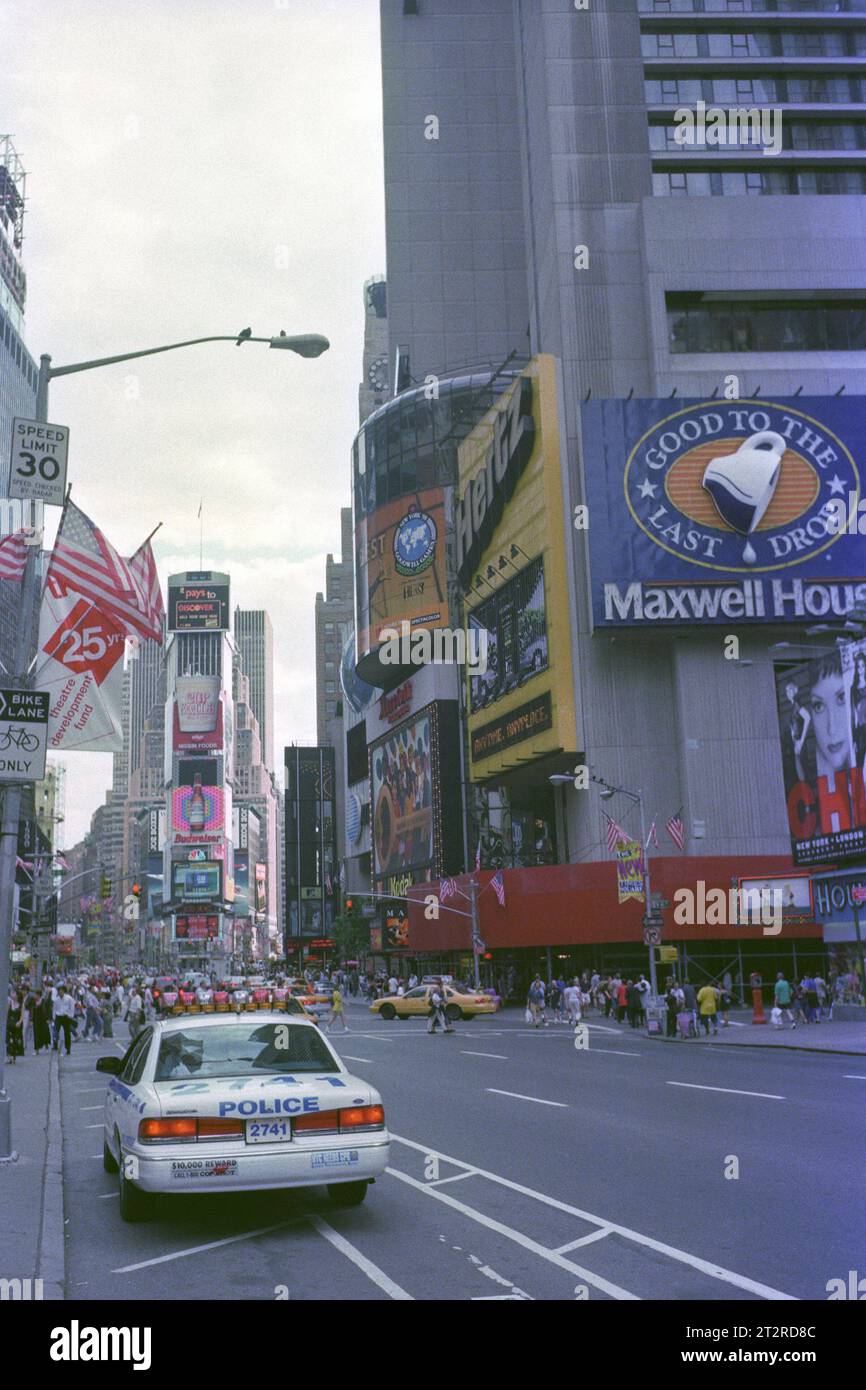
left=34, top=990, right=52, bottom=1054
left=6, top=991, right=24, bottom=1064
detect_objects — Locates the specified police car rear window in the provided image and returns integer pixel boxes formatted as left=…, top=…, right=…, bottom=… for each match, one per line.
left=154, top=1023, right=338, bottom=1081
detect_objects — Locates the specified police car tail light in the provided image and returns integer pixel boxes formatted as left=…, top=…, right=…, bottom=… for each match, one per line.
left=293, top=1111, right=340, bottom=1136
left=339, top=1105, right=385, bottom=1132
left=139, top=1118, right=197, bottom=1143
left=197, top=1118, right=244, bottom=1140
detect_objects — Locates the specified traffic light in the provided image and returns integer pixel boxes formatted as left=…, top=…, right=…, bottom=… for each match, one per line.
left=100, top=874, right=112, bottom=899
left=132, top=882, right=141, bottom=900
left=345, top=898, right=353, bottom=912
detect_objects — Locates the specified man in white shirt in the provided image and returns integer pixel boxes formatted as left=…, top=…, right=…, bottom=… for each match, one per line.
left=388, top=976, right=398, bottom=995
left=53, top=987, right=76, bottom=1055
left=563, top=979, right=582, bottom=1025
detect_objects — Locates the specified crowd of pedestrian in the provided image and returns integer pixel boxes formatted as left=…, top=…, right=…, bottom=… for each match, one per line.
left=4, top=971, right=124, bottom=1062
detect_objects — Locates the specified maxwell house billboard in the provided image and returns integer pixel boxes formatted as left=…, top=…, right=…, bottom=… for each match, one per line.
left=581, top=398, right=865, bottom=628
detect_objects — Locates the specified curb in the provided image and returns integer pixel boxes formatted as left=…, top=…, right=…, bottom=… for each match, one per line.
left=38, top=1049, right=65, bottom=1300
left=650, top=1034, right=866, bottom=1058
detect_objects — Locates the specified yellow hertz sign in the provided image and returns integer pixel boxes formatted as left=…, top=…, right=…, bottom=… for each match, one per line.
left=459, top=355, right=576, bottom=780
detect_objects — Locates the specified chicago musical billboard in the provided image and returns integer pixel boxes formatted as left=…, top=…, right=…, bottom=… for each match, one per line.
left=581, top=398, right=866, bottom=628
left=776, top=638, right=866, bottom=866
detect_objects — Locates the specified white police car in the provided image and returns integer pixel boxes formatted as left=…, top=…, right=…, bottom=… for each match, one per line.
left=96, top=1012, right=389, bottom=1222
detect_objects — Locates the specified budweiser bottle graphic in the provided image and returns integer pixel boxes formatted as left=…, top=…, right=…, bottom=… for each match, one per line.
left=188, top=774, right=207, bottom=833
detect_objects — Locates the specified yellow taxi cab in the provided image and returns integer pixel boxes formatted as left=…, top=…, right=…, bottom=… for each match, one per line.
left=369, top=984, right=498, bottom=1022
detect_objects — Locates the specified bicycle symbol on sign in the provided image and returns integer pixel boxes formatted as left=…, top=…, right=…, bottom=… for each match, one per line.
left=0, top=726, right=40, bottom=752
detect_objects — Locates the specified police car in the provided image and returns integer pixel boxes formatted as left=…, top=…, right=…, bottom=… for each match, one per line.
left=96, top=1012, right=389, bottom=1222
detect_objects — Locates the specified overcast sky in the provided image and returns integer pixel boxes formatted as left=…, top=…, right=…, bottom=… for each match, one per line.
left=5, top=0, right=385, bottom=845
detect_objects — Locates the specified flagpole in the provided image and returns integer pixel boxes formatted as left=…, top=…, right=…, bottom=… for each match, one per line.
left=129, top=521, right=163, bottom=558
left=199, top=500, right=203, bottom=571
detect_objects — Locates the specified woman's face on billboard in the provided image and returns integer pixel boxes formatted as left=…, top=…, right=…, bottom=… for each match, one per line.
left=809, top=672, right=850, bottom=775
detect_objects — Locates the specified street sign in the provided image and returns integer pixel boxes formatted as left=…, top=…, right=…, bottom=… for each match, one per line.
left=657, top=945, right=678, bottom=963
left=9, top=417, right=69, bottom=506
left=643, top=912, right=663, bottom=946
left=0, top=689, right=50, bottom=782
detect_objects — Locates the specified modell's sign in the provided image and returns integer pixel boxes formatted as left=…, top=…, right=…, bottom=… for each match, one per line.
left=776, top=638, right=866, bottom=866
left=455, top=376, right=535, bottom=588
left=582, top=398, right=865, bottom=628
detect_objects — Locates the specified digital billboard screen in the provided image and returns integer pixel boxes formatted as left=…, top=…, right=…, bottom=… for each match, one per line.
left=172, top=862, right=222, bottom=902
left=370, top=712, right=433, bottom=878
left=582, top=397, right=866, bottom=629
left=469, top=556, right=548, bottom=713
left=168, top=579, right=230, bottom=631
left=776, top=638, right=866, bottom=866
left=175, top=914, right=220, bottom=940
left=355, top=488, right=450, bottom=672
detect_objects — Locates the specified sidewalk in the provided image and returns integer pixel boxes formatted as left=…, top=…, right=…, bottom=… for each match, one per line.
left=692, top=1015, right=866, bottom=1056
left=0, top=1047, right=65, bottom=1299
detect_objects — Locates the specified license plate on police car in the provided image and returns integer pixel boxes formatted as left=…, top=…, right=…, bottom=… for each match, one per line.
left=246, top=1119, right=292, bottom=1143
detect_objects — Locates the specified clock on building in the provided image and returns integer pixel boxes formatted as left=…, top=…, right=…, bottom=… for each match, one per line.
left=368, top=354, right=389, bottom=392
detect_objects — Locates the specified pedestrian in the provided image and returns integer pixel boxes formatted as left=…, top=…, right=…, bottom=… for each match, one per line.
left=33, top=990, right=52, bottom=1054
left=616, top=978, right=629, bottom=1024
left=665, top=980, right=681, bottom=1039
left=718, top=983, right=732, bottom=1027
left=681, top=979, right=698, bottom=1037
left=802, top=974, right=819, bottom=1024
left=626, top=980, right=641, bottom=1028
left=697, top=981, right=720, bottom=1036
left=53, top=986, right=75, bottom=1055
left=125, top=988, right=144, bottom=1039
left=814, top=972, right=827, bottom=1021
left=563, top=978, right=582, bottom=1025
left=5, top=990, right=24, bottom=1063
left=548, top=977, right=562, bottom=1023
left=326, top=984, right=349, bottom=1032
left=427, top=980, right=452, bottom=1034
left=773, top=972, right=796, bottom=1029
left=527, top=975, right=546, bottom=1028
left=792, top=980, right=809, bottom=1025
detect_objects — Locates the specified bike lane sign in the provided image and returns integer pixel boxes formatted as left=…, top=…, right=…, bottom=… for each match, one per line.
left=0, top=689, right=50, bottom=782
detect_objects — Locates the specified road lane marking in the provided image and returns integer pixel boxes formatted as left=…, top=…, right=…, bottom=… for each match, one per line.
left=81, top=1106, right=103, bottom=1111
left=582, top=1048, right=642, bottom=1058
left=86, top=1123, right=102, bottom=1129
left=387, top=1167, right=639, bottom=1300
left=76, top=1087, right=107, bottom=1093
left=98, top=1192, right=118, bottom=1200
left=391, top=1133, right=796, bottom=1300
left=487, top=1089, right=567, bottom=1108
left=341, top=1055, right=373, bottom=1064
left=554, top=1229, right=612, bottom=1254
left=112, top=1220, right=308, bottom=1273
left=309, top=1215, right=413, bottom=1300
left=843, top=1074, right=866, bottom=1080
left=667, top=1082, right=784, bottom=1100
left=428, top=1170, right=478, bottom=1187
left=461, top=1051, right=508, bottom=1060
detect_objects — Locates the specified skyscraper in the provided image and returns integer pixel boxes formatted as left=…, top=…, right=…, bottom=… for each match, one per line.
left=314, top=508, right=354, bottom=744
left=233, top=608, right=275, bottom=773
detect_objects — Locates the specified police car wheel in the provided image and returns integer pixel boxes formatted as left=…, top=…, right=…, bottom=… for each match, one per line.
left=380, top=1004, right=396, bottom=1020
left=119, top=1162, right=155, bottom=1223
left=103, top=1138, right=119, bottom=1174
left=327, top=1181, right=368, bottom=1207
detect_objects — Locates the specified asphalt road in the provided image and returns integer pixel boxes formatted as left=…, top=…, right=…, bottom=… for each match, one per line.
left=58, top=1003, right=864, bottom=1302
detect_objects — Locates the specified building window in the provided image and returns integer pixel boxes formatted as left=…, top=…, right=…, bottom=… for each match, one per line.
left=667, top=294, right=866, bottom=353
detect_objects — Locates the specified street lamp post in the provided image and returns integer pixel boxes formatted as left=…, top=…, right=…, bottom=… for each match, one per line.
left=0, top=327, right=329, bottom=1162
left=595, top=777, right=659, bottom=1001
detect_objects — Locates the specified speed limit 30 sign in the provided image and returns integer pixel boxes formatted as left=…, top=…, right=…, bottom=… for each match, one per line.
left=9, top=417, right=69, bottom=506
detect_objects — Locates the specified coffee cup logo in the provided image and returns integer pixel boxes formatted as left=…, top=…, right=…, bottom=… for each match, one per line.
left=702, top=431, right=785, bottom=564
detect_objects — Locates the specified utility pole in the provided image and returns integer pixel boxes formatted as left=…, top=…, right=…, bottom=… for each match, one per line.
left=469, top=876, right=481, bottom=990
left=0, top=355, right=49, bottom=1161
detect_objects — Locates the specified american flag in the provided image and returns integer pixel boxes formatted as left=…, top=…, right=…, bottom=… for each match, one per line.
left=46, top=501, right=164, bottom=643
left=127, top=539, right=165, bottom=642
left=604, top=813, right=628, bottom=855
left=0, top=530, right=31, bottom=582
left=646, top=820, right=659, bottom=849
left=475, top=841, right=482, bottom=871
left=15, top=856, right=34, bottom=874
left=440, top=877, right=456, bottom=902
left=490, top=869, right=506, bottom=907
left=665, top=808, right=686, bottom=851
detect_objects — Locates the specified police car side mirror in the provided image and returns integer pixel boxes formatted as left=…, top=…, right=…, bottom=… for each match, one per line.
left=96, top=1056, right=122, bottom=1074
